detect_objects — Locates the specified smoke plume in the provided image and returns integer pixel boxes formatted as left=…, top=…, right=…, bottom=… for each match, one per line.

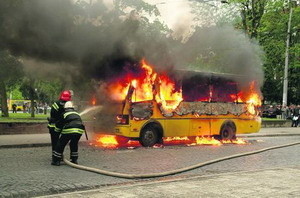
left=0, top=0, right=264, bottom=83
left=0, top=0, right=264, bottom=132
left=174, top=25, right=264, bottom=87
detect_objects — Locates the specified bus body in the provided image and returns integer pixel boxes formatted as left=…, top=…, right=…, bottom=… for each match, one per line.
left=7, top=99, right=31, bottom=111
left=114, top=70, right=261, bottom=147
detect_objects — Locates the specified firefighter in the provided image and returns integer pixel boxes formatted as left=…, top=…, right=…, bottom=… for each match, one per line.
left=48, top=90, right=72, bottom=152
left=52, top=101, right=85, bottom=166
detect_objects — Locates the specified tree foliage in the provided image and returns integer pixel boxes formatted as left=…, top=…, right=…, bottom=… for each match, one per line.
left=258, top=0, right=300, bottom=105
left=227, top=0, right=300, bottom=105
left=229, top=0, right=267, bottom=38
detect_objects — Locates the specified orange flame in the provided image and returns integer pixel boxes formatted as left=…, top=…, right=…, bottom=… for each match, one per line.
left=107, top=59, right=261, bottom=114
left=108, top=83, right=130, bottom=101
left=244, top=81, right=262, bottom=115
left=230, top=81, right=262, bottom=115
left=96, top=135, right=119, bottom=148
left=91, top=96, right=96, bottom=106
left=108, top=59, right=182, bottom=111
left=164, top=136, right=190, bottom=142
left=91, top=135, right=248, bottom=149
left=195, top=136, right=222, bottom=145
left=155, top=74, right=183, bottom=111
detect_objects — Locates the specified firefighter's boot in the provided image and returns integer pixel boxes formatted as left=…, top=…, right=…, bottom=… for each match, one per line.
left=51, top=156, right=61, bottom=166
left=70, top=152, right=78, bottom=164
left=52, top=151, right=62, bottom=166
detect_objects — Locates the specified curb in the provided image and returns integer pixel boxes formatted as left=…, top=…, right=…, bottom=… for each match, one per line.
left=1, top=133, right=300, bottom=149
left=238, top=133, right=300, bottom=138
left=0, top=143, right=51, bottom=149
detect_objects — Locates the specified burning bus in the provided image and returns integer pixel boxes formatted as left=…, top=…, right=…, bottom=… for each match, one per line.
left=109, top=60, right=262, bottom=147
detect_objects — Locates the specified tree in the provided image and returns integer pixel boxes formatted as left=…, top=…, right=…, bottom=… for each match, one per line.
left=201, top=0, right=300, bottom=105
left=227, top=0, right=267, bottom=38
left=19, top=78, right=64, bottom=117
left=0, top=50, right=23, bottom=117
left=19, top=78, right=37, bottom=117
left=34, top=80, right=63, bottom=104
left=259, top=0, right=300, bottom=105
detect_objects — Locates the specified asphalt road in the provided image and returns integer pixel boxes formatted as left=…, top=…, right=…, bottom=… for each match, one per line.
left=0, top=135, right=300, bottom=197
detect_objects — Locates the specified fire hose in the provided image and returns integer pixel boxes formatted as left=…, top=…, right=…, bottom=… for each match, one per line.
left=63, top=141, right=300, bottom=179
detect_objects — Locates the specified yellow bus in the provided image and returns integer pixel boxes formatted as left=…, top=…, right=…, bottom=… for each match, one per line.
left=112, top=63, right=261, bottom=147
left=7, top=99, right=31, bottom=111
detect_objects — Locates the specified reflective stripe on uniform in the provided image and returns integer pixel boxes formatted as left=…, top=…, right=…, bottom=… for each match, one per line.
left=61, top=128, right=84, bottom=134
left=63, top=111, right=80, bottom=119
left=53, top=151, right=62, bottom=158
left=70, top=152, right=78, bottom=157
left=54, top=126, right=61, bottom=132
left=48, top=124, right=55, bottom=128
left=52, top=103, right=59, bottom=111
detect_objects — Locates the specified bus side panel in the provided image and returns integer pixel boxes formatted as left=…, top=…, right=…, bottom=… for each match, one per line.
left=209, top=117, right=261, bottom=136
left=164, top=118, right=190, bottom=137
left=120, top=119, right=166, bottom=138
left=190, top=119, right=211, bottom=136
left=235, top=118, right=261, bottom=134
left=210, top=118, right=225, bottom=136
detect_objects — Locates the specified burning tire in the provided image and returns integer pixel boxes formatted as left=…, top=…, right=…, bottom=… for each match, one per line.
left=215, top=122, right=236, bottom=140
left=139, top=125, right=159, bottom=147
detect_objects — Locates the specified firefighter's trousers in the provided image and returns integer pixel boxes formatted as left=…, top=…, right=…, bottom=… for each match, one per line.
left=49, top=127, right=60, bottom=152
left=53, top=133, right=82, bottom=162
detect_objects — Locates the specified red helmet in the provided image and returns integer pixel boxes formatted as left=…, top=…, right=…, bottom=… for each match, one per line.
left=59, top=90, right=72, bottom=101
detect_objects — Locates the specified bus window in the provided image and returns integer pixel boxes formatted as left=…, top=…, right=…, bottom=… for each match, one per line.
left=182, top=75, right=210, bottom=102
left=211, top=76, right=238, bottom=102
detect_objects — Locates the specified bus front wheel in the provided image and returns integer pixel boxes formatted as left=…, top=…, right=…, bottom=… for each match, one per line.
left=139, top=126, right=159, bottom=147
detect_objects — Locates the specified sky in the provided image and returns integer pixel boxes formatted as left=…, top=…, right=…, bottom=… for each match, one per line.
left=144, top=0, right=193, bottom=29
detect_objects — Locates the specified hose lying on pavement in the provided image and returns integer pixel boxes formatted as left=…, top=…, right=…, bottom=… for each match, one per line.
left=63, top=141, right=300, bottom=179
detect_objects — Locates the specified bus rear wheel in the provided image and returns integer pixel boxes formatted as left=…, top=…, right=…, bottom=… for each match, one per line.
left=139, top=126, right=159, bottom=147
left=216, top=123, right=236, bottom=140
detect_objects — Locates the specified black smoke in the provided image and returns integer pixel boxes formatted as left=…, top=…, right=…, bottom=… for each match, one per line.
left=0, top=0, right=174, bottom=81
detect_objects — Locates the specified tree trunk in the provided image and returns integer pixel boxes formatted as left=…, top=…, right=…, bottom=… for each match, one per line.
left=30, top=98, right=35, bottom=118
left=29, top=79, right=35, bottom=118
left=0, top=80, right=9, bottom=117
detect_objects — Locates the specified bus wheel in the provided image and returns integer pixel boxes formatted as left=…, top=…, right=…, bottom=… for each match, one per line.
left=139, top=126, right=158, bottom=147
left=219, top=124, right=236, bottom=140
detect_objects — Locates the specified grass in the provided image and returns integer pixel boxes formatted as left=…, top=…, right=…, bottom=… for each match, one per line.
left=262, top=118, right=289, bottom=121
left=0, top=113, right=49, bottom=122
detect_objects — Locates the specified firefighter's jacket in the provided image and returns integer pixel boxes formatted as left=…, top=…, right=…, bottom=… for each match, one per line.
left=48, top=100, right=67, bottom=132
left=56, top=109, right=85, bottom=135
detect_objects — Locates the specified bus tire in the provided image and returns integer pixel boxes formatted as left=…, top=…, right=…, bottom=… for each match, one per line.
left=217, top=122, right=236, bottom=140
left=139, top=125, right=159, bottom=147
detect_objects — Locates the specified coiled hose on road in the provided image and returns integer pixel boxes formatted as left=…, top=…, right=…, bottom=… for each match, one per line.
left=63, top=141, right=300, bottom=179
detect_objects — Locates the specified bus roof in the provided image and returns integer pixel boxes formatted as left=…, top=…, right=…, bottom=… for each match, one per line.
left=175, top=69, right=245, bottom=79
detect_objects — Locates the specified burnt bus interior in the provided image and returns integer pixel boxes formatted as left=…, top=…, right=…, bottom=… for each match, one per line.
left=180, top=71, right=241, bottom=103
left=127, top=71, right=249, bottom=120
left=128, top=70, right=244, bottom=104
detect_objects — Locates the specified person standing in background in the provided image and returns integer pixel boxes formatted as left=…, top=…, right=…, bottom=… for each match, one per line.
left=291, top=105, right=300, bottom=127
left=281, top=105, right=288, bottom=120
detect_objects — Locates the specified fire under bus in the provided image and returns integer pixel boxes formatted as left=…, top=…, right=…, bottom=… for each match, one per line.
left=112, top=60, right=261, bottom=147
